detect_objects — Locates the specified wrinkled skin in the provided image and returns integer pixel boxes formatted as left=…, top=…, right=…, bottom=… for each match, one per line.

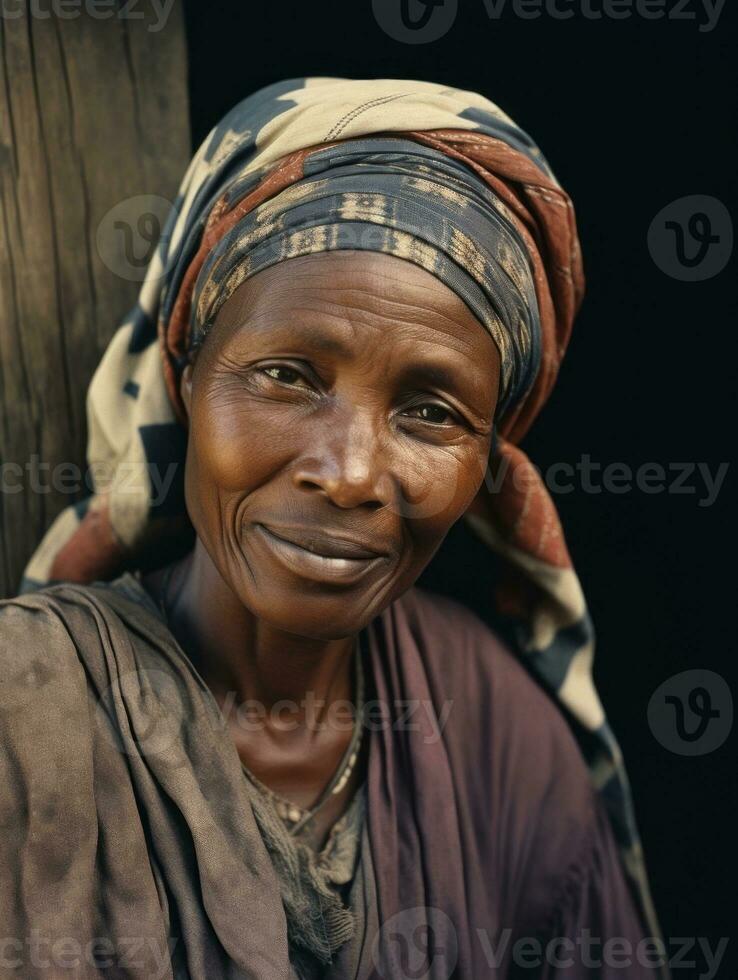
left=149, top=250, right=501, bottom=840
left=182, top=249, right=500, bottom=639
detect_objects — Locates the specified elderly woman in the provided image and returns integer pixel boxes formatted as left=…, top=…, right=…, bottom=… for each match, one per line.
left=2, top=79, right=666, bottom=979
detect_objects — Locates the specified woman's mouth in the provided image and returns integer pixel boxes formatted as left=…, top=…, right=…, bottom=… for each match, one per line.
left=252, top=523, right=388, bottom=585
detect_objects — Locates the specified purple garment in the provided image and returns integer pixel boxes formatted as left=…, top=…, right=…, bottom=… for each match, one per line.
left=365, top=585, right=661, bottom=978
left=0, top=575, right=662, bottom=979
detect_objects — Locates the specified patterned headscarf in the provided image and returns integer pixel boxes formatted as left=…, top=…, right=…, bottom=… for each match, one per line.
left=172, top=137, right=540, bottom=422
left=22, top=77, right=662, bottom=945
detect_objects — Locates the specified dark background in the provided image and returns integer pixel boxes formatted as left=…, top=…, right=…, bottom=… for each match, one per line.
left=183, top=0, right=735, bottom=961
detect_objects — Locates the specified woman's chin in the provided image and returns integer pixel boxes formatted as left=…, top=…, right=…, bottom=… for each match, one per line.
left=237, top=579, right=389, bottom=641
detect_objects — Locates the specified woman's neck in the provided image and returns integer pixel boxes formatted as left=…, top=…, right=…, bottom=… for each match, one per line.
left=161, top=540, right=357, bottom=722
left=149, top=541, right=365, bottom=824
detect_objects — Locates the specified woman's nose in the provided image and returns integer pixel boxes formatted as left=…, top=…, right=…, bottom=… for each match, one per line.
left=291, top=406, right=392, bottom=510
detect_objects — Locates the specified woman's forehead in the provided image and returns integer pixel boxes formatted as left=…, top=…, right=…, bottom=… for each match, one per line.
left=213, top=251, right=499, bottom=354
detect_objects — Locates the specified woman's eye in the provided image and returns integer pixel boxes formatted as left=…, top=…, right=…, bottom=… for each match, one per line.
left=406, top=403, right=458, bottom=426
left=260, top=365, right=307, bottom=386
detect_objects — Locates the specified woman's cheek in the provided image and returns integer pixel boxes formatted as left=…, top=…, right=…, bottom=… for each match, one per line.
left=397, top=444, right=483, bottom=527
left=457, top=444, right=493, bottom=511
left=190, top=395, right=286, bottom=493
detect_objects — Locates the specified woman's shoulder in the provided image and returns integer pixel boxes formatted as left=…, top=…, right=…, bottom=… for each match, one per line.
left=0, top=577, right=182, bottom=789
left=0, top=582, right=99, bottom=661
left=3, top=573, right=162, bottom=632
left=0, top=575, right=166, bottom=693
left=0, top=588, right=82, bottom=708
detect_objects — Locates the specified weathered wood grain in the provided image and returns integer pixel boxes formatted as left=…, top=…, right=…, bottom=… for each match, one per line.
left=0, top=3, right=190, bottom=596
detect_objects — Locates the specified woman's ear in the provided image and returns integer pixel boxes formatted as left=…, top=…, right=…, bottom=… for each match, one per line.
left=180, top=363, right=194, bottom=421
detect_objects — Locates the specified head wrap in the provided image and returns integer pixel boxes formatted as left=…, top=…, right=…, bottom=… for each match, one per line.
left=175, top=138, right=539, bottom=419
left=21, top=77, right=662, bottom=947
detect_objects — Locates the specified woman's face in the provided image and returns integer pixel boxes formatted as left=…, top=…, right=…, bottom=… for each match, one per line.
left=181, top=250, right=501, bottom=639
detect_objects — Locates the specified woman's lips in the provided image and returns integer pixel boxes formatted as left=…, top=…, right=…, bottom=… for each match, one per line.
left=253, top=523, right=388, bottom=585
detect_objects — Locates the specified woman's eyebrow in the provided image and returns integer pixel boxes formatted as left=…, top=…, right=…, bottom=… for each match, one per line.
left=398, top=360, right=493, bottom=420
left=398, top=360, right=479, bottom=397
left=301, top=332, right=351, bottom=356
left=243, top=320, right=354, bottom=357
left=400, top=362, right=460, bottom=390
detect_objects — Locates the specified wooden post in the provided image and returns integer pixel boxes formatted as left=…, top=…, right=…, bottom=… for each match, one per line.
left=0, top=2, right=190, bottom=597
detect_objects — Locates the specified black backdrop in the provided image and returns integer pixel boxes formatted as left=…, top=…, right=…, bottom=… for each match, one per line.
left=183, top=0, right=735, bottom=964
